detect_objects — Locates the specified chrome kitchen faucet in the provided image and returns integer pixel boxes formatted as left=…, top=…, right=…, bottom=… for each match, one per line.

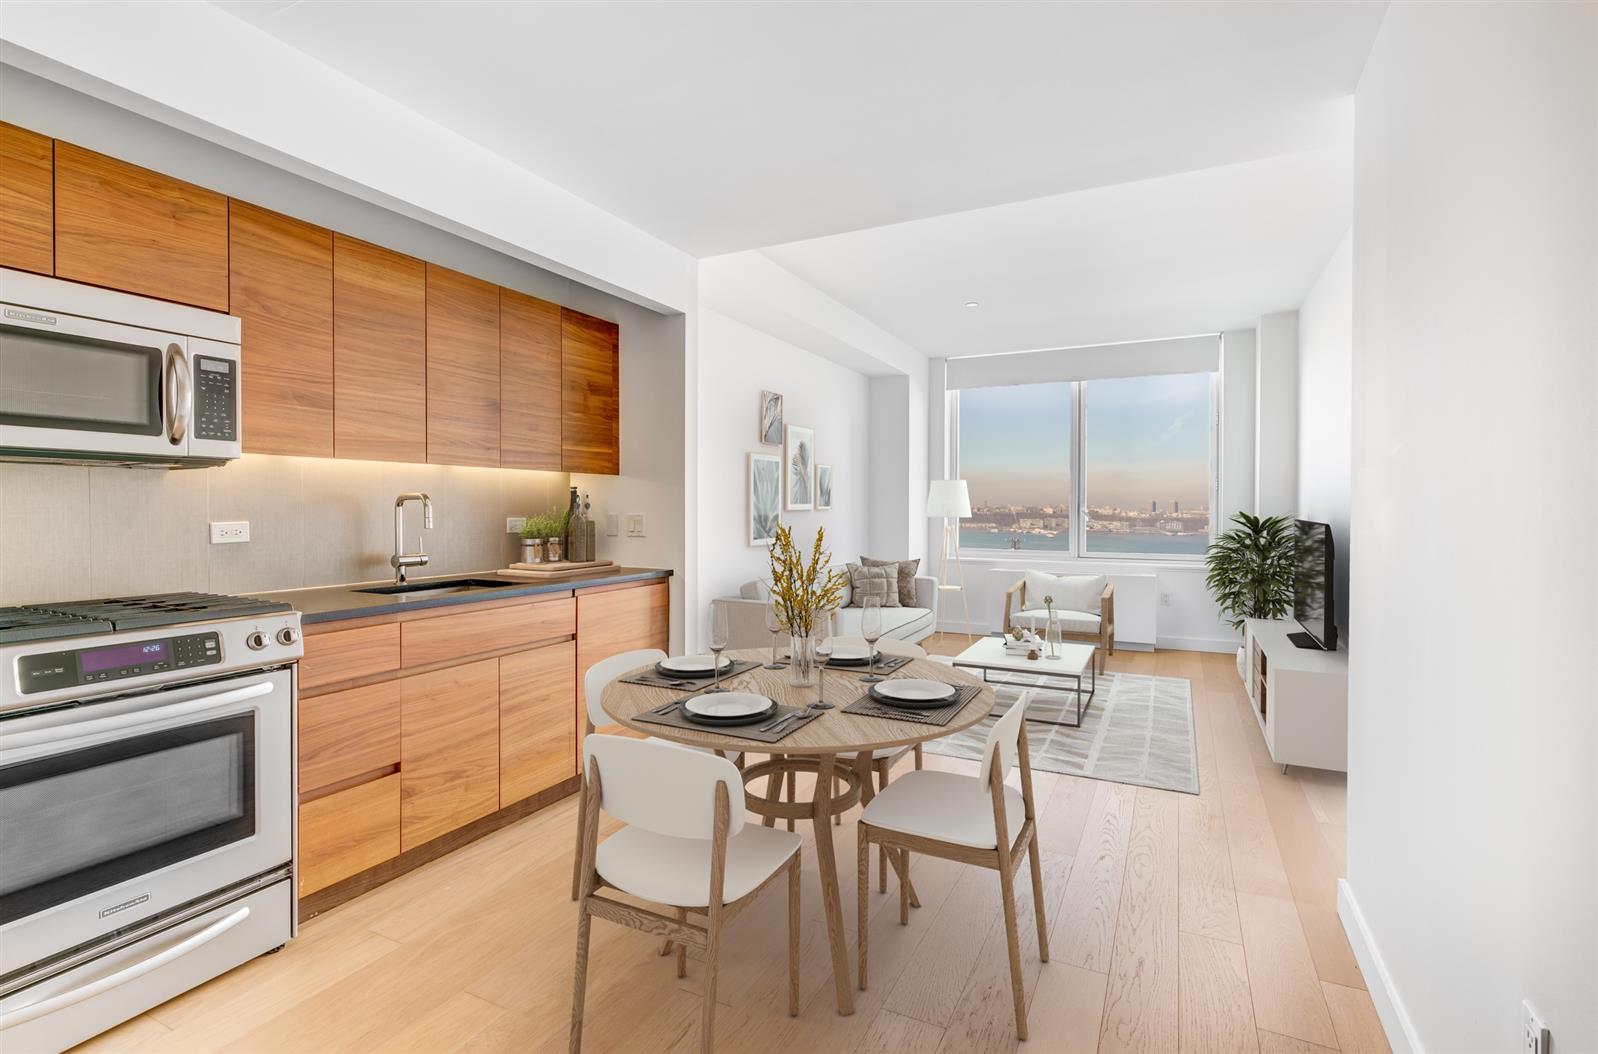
left=391, top=492, right=434, bottom=583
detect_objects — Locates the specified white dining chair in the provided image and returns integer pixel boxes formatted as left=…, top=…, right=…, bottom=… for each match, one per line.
left=855, top=690, right=1047, bottom=1040
left=570, top=735, right=801, bottom=1054
left=570, top=648, right=742, bottom=900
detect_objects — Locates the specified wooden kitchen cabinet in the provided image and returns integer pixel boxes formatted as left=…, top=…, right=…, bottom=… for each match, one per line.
left=299, top=621, right=401, bottom=692
left=500, top=640, right=578, bottom=802
left=400, top=595, right=574, bottom=670
left=229, top=201, right=334, bottom=457
left=299, top=774, right=402, bottom=896
left=0, top=121, right=53, bottom=275
left=561, top=309, right=620, bottom=474
left=576, top=581, right=669, bottom=730
left=333, top=234, right=427, bottom=462
left=499, top=287, right=563, bottom=471
left=298, top=680, right=401, bottom=794
left=426, top=264, right=501, bottom=467
left=400, top=657, right=501, bottom=851
left=53, top=141, right=229, bottom=310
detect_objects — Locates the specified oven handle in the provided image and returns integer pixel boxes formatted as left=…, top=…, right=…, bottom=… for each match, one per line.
left=0, top=906, right=250, bottom=1030
left=0, top=680, right=274, bottom=757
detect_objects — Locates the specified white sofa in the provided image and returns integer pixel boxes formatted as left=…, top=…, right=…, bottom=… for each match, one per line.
left=713, top=571, right=939, bottom=650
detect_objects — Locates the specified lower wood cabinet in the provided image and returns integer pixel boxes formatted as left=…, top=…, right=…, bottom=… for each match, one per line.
left=299, top=773, right=401, bottom=896
left=500, top=640, right=578, bottom=801
left=576, top=580, right=669, bottom=731
left=399, top=657, right=501, bottom=851
left=298, top=680, right=400, bottom=794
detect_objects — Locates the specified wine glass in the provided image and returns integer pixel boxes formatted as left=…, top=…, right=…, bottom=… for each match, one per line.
left=708, top=603, right=730, bottom=692
left=763, top=601, right=786, bottom=669
left=860, top=596, right=885, bottom=683
left=811, top=608, right=835, bottom=709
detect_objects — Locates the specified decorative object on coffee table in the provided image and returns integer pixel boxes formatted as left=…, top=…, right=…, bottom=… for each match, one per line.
left=927, top=479, right=974, bottom=639
left=748, top=452, right=781, bottom=546
left=785, top=424, right=815, bottom=510
left=767, top=524, right=846, bottom=687
left=759, top=389, right=784, bottom=445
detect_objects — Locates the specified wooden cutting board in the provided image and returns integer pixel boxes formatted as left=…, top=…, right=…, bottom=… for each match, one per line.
left=499, top=560, right=619, bottom=580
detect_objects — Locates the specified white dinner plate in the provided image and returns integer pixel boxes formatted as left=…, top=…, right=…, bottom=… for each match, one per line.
left=827, top=642, right=878, bottom=662
left=682, top=692, right=775, bottom=719
left=870, top=678, right=957, bottom=703
left=659, top=654, right=734, bottom=674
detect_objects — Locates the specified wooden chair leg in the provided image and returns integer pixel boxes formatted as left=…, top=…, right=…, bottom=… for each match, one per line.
left=914, top=743, right=923, bottom=769
left=701, top=913, right=722, bottom=1053
left=569, top=902, right=592, bottom=1054
left=857, top=827, right=870, bottom=991
left=675, top=908, right=688, bottom=977
left=878, top=844, right=888, bottom=894
left=785, top=768, right=797, bottom=834
left=569, top=779, right=585, bottom=902
left=997, top=865, right=1028, bottom=1041
left=788, top=854, right=801, bottom=1016
left=1026, top=834, right=1050, bottom=963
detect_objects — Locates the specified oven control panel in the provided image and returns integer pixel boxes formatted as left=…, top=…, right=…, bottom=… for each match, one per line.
left=16, top=632, right=221, bottom=695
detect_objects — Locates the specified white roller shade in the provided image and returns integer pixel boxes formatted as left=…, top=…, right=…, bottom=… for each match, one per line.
left=945, top=334, right=1220, bottom=389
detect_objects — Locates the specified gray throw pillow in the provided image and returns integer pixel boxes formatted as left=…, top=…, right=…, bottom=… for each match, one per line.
left=861, top=556, right=920, bottom=608
left=845, top=563, right=902, bottom=608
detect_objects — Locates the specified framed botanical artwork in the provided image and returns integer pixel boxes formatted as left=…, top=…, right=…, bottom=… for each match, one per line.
left=784, top=424, right=814, bottom=511
left=748, top=452, right=781, bottom=546
left=759, top=390, right=784, bottom=445
left=815, top=464, right=833, bottom=510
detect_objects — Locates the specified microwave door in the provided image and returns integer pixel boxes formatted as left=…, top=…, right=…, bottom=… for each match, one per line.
left=0, top=310, right=188, bottom=460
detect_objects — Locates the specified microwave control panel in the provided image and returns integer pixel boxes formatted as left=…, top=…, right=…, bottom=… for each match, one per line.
left=16, top=632, right=222, bottom=695
left=193, top=355, right=237, bottom=442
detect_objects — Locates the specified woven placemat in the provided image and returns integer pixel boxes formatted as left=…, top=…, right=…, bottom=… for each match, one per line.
left=618, top=658, right=764, bottom=690
left=842, top=682, right=984, bottom=727
left=631, top=699, right=824, bottom=743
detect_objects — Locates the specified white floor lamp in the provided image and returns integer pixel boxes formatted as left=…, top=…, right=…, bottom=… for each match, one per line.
left=927, top=479, right=974, bottom=640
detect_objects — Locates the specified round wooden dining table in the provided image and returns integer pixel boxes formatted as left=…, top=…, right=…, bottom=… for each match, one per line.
left=601, top=647, right=995, bottom=1016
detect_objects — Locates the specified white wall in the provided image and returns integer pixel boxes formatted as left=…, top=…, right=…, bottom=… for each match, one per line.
left=1345, top=5, right=1597, bottom=1053
left=1219, top=328, right=1257, bottom=527
left=1254, top=310, right=1300, bottom=517
left=1296, top=231, right=1352, bottom=642
left=694, top=310, right=870, bottom=639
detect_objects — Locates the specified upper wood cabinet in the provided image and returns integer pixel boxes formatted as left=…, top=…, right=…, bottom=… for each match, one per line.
left=400, top=657, right=501, bottom=851
left=0, top=122, right=53, bottom=275
left=561, top=309, right=620, bottom=475
left=499, top=288, right=563, bottom=471
left=425, top=265, right=501, bottom=467
left=53, top=142, right=229, bottom=310
left=229, top=202, right=334, bottom=457
left=333, top=235, right=427, bottom=463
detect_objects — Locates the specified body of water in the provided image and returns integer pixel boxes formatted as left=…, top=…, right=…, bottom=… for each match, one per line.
left=960, top=529, right=1209, bottom=558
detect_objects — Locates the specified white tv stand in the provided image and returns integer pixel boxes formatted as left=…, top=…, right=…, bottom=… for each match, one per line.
left=1242, top=619, right=1348, bottom=773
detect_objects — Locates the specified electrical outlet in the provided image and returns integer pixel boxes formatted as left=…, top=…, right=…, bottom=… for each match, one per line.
left=606, top=513, right=619, bottom=537
left=505, top=516, right=526, bottom=535
left=625, top=514, right=646, bottom=538
left=1160, top=591, right=1172, bottom=607
left=1523, top=1001, right=1549, bottom=1054
left=209, top=520, right=250, bottom=544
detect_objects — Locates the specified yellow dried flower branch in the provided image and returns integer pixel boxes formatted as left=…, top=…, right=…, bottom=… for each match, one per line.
left=766, top=524, right=846, bottom=636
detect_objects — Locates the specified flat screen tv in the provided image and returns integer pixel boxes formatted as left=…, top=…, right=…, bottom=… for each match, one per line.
left=1290, top=519, right=1337, bottom=651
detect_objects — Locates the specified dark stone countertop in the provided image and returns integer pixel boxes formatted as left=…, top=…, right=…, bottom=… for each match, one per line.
left=249, top=567, right=671, bottom=625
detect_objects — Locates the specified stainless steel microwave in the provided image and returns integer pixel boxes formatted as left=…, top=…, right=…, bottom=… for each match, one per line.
left=0, top=269, right=242, bottom=468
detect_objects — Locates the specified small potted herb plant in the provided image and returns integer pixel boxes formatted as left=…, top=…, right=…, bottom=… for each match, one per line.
left=519, top=512, right=554, bottom=563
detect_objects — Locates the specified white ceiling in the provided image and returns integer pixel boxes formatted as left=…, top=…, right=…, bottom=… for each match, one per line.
left=211, top=0, right=1384, bottom=258
left=763, top=145, right=1354, bottom=356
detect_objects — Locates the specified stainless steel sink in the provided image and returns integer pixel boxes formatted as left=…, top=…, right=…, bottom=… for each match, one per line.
left=354, top=578, right=521, bottom=599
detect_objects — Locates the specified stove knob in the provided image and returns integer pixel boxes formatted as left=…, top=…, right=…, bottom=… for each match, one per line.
left=245, top=631, right=269, bottom=651
left=275, top=627, right=299, bottom=646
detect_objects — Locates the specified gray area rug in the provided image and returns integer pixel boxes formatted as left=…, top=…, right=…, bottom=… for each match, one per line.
left=922, top=669, right=1199, bottom=795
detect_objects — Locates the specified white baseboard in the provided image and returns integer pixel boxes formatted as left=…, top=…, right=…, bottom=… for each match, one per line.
left=1338, top=879, right=1423, bottom=1054
left=1155, top=635, right=1240, bottom=654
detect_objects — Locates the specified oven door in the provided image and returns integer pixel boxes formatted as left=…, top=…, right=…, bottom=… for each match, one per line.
left=0, top=306, right=190, bottom=460
left=0, top=669, right=291, bottom=975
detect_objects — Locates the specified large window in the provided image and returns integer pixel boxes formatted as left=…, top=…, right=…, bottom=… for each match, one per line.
left=954, top=373, right=1216, bottom=559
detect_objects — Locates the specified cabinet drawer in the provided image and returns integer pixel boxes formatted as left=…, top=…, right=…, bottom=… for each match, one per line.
left=401, top=597, right=574, bottom=669
left=299, top=773, right=401, bottom=896
left=299, top=680, right=400, bottom=794
left=500, top=641, right=577, bottom=804
left=300, top=623, right=400, bottom=691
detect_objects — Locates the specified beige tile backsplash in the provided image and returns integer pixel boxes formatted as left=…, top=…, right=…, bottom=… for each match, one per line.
left=0, top=455, right=570, bottom=605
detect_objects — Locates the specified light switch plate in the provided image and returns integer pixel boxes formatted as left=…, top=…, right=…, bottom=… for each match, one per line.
left=625, top=514, right=645, bottom=538
left=210, top=521, right=249, bottom=544
left=506, top=517, right=526, bottom=535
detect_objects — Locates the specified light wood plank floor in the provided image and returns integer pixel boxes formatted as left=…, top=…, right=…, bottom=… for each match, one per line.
left=79, top=638, right=1388, bottom=1054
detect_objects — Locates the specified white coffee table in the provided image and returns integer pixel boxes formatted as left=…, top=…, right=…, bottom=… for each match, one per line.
left=950, top=636, right=1098, bottom=728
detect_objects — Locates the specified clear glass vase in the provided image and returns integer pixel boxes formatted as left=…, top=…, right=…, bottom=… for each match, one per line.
left=1045, top=610, right=1061, bottom=659
left=787, top=632, right=818, bottom=687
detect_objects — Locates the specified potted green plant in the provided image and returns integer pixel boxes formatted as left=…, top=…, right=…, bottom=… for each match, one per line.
left=1204, top=512, right=1296, bottom=673
left=519, top=512, right=554, bottom=563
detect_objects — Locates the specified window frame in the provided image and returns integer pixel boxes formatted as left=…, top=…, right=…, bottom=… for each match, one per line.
left=951, top=372, right=1220, bottom=564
